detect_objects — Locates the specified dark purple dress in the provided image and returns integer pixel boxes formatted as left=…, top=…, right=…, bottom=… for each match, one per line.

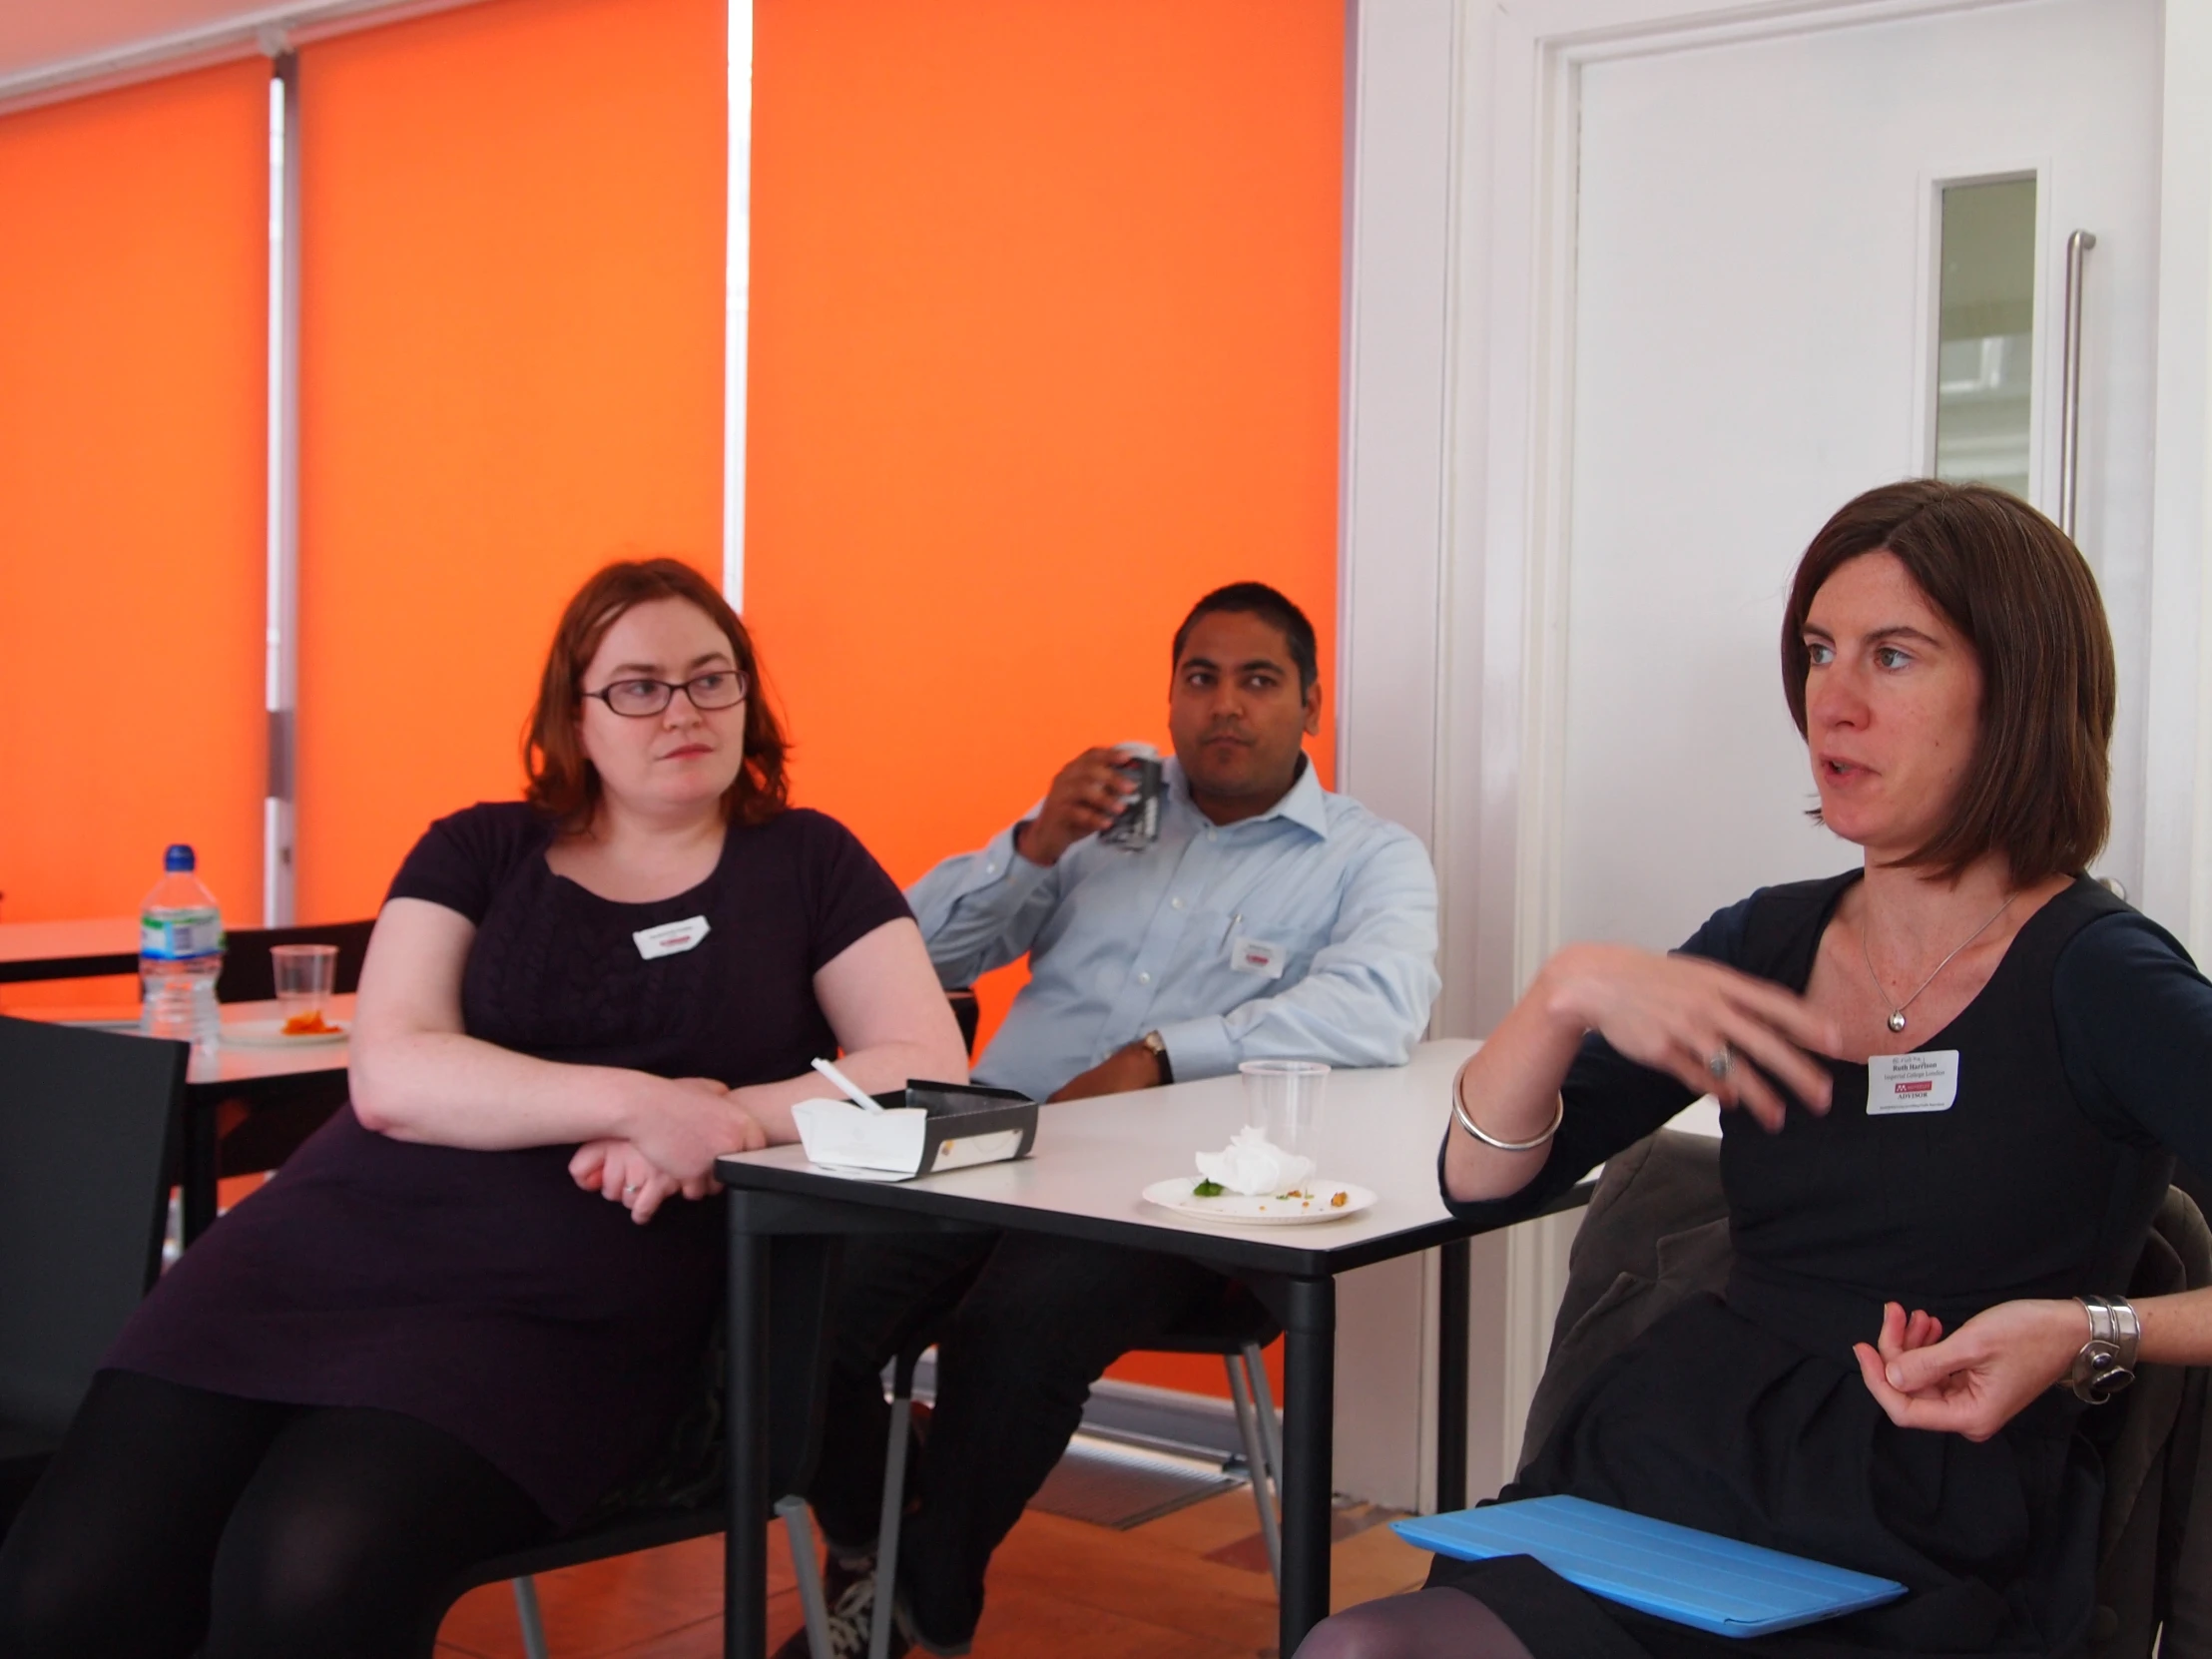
left=107, top=802, right=909, bottom=1527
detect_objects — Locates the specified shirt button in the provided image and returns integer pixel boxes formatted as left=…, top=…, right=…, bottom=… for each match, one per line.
left=1170, top=896, right=1184, bottom=910
left=986, top=862, right=1000, bottom=875
left=1206, top=829, right=1217, bottom=841
left=1137, top=971, right=1152, bottom=985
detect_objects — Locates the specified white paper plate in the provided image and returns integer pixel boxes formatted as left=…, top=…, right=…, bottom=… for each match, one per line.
left=1141, top=1176, right=1376, bottom=1226
left=223, top=1018, right=348, bottom=1048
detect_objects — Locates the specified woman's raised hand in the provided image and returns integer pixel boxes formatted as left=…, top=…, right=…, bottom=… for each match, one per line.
left=1853, top=1298, right=2084, bottom=1441
left=1545, top=944, right=1841, bottom=1130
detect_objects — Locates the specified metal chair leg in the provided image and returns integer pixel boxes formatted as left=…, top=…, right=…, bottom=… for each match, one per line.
left=1244, top=1340, right=1285, bottom=1481
left=512, top=1575, right=550, bottom=1659
left=778, top=1494, right=834, bottom=1659
left=1225, top=1353, right=1283, bottom=1591
left=870, top=1349, right=919, bottom=1659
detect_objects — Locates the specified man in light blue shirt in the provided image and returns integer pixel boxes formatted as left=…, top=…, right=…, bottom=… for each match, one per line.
left=786, top=584, right=1439, bottom=1659
left=909, top=687, right=1439, bottom=1106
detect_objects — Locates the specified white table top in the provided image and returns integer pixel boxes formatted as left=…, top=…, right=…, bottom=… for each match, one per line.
left=718, top=1039, right=1511, bottom=1274
left=60, top=995, right=354, bottom=1090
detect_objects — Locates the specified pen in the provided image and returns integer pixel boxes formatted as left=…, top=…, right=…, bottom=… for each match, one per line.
left=812, top=1056, right=885, bottom=1114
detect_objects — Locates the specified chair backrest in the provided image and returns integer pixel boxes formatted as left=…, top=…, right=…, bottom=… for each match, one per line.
left=0, top=1017, right=184, bottom=1435
left=945, top=987, right=981, bottom=1058
left=216, top=919, right=374, bottom=1004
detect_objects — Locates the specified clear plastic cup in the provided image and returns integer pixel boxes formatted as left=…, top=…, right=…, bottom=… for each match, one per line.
left=272, top=943, right=338, bottom=1026
left=1239, top=1059, right=1330, bottom=1158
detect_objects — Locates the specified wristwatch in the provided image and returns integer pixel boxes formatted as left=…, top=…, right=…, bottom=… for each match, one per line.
left=2065, top=1295, right=2140, bottom=1403
left=1139, top=1030, right=1174, bottom=1085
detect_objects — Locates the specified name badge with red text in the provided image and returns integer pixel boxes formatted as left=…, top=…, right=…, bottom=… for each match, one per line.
left=1229, top=936, right=1287, bottom=979
left=1867, top=1050, right=1959, bottom=1115
left=634, top=915, right=712, bottom=960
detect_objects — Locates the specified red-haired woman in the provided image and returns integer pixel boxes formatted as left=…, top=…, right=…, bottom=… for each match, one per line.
left=0, top=559, right=969, bottom=1659
left=1302, top=483, right=2212, bottom=1659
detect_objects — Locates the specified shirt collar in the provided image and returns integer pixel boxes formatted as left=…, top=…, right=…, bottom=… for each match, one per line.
left=1162, top=752, right=1331, bottom=839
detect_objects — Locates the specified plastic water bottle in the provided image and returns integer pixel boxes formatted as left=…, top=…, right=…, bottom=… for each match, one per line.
left=140, top=844, right=225, bottom=1051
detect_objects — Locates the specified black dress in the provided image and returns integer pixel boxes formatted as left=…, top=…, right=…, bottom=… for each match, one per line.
left=106, top=802, right=910, bottom=1528
left=1431, top=874, right=2212, bottom=1659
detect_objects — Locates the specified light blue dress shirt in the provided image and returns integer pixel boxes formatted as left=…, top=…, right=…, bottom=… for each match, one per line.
left=905, top=756, right=1441, bottom=1103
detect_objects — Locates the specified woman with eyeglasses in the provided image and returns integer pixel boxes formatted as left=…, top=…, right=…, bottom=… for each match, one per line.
left=0, top=558, right=969, bottom=1659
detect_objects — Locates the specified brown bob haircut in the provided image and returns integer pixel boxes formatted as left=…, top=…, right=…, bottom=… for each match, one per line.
left=524, top=558, right=790, bottom=830
left=1781, top=480, right=2114, bottom=884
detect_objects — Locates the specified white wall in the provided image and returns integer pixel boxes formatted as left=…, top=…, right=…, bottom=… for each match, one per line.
left=1338, top=0, right=2212, bottom=1510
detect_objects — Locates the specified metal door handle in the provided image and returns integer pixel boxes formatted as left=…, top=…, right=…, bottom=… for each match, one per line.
left=2058, top=229, right=2096, bottom=540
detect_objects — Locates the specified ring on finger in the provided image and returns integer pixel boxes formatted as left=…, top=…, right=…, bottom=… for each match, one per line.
left=1706, top=1045, right=1735, bottom=1081
left=623, top=1183, right=640, bottom=1196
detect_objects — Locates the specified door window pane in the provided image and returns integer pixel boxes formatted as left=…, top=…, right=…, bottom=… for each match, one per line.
left=1934, top=177, right=2036, bottom=495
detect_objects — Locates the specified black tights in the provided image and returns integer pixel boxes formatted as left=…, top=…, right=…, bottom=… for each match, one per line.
left=0, top=1369, right=554, bottom=1659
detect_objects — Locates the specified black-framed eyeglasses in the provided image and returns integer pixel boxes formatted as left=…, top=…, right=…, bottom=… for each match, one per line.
left=583, top=670, right=750, bottom=718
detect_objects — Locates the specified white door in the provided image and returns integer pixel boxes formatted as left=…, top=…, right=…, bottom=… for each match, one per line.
left=1556, top=0, right=2161, bottom=954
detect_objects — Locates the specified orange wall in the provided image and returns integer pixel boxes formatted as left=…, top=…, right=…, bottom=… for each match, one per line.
left=747, top=0, right=1343, bottom=1395
left=292, top=0, right=726, bottom=921
left=0, top=62, right=269, bottom=979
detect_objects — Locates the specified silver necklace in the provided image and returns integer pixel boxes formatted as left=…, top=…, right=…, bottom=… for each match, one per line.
left=1861, top=891, right=2017, bottom=1033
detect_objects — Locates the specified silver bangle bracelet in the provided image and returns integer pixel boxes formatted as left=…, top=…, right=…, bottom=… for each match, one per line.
left=1451, top=1068, right=1564, bottom=1153
left=2065, top=1294, right=2141, bottom=1404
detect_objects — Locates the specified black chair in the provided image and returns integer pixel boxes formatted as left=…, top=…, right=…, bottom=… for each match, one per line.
left=945, top=987, right=980, bottom=1055
left=1511, top=1131, right=2212, bottom=1659
left=1143, top=1286, right=1287, bottom=1587
left=0, top=1016, right=186, bottom=1533
left=421, top=1235, right=849, bottom=1659
left=203, top=921, right=373, bottom=1204
left=215, top=920, right=374, bottom=1005
left=846, top=1293, right=1287, bottom=1659
left=450, top=992, right=993, bottom=1657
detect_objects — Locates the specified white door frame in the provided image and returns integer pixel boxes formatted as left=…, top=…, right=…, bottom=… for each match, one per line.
left=1339, top=0, right=2212, bottom=1502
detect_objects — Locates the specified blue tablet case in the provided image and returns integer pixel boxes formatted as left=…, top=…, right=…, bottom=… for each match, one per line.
left=1390, top=1496, right=1908, bottom=1639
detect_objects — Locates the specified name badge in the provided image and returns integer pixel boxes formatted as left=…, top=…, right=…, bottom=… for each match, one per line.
left=1229, top=936, right=1286, bottom=979
left=1867, top=1050, right=1959, bottom=1115
left=634, top=915, right=711, bottom=960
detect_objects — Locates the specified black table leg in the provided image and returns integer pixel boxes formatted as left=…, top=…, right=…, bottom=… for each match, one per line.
left=1279, top=1273, right=1337, bottom=1657
left=1435, top=1236, right=1469, bottom=1512
left=726, top=1217, right=770, bottom=1659
left=182, top=1101, right=219, bottom=1245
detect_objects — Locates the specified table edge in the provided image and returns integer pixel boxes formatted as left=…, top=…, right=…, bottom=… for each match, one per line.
left=714, top=1155, right=1595, bottom=1272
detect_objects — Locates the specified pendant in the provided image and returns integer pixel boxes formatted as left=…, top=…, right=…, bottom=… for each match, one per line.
left=1887, top=1010, right=1908, bottom=1033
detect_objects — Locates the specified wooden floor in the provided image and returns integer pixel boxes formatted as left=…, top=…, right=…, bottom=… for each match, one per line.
left=434, top=1487, right=1430, bottom=1659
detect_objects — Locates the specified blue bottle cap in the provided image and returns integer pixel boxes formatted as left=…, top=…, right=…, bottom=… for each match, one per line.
left=164, top=844, right=197, bottom=872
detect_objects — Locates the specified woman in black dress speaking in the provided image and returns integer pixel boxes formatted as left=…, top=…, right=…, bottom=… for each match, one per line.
left=0, top=558, right=970, bottom=1659
left=1304, top=481, right=2212, bottom=1659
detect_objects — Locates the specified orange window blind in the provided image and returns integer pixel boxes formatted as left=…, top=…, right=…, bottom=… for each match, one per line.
left=748, top=0, right=1345, bottom=1047
left=0, top=61, right=270, bottom=977
left=747, top=0, right=1342, bottom=1402
left=293, top=0, right=726, bottom=921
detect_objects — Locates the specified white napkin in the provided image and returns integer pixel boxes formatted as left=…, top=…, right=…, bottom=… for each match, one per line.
left=793, top=1098, right=929, bottom=1176
left=1195, top=1126, right=1315, bottom=1197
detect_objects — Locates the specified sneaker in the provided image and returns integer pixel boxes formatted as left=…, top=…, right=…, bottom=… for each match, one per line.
left=772, top=1560, right=909, bottom=1659
left=820, top=1552, right=871, bottom=1612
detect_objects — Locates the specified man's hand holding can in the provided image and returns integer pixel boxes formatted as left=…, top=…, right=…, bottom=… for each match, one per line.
left=1014, top=744, right=1159, bottom=866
